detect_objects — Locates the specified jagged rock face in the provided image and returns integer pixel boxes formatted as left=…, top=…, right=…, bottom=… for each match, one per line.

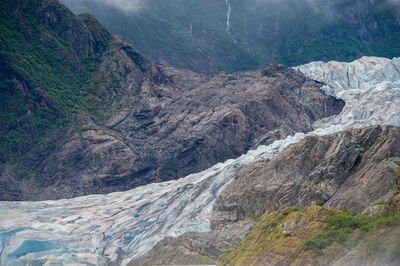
left=213, top=125, right=400, bottom=227
left=25, top=64, right=343, bottom=200
left=0, top=0, right=344, bottom=200
left=130, top=126, right=400, bottom=265
left=102, top=64, right=343, bottom=190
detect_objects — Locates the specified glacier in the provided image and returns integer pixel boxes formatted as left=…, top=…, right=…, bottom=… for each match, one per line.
left=0, top=56, right=399, bottom=265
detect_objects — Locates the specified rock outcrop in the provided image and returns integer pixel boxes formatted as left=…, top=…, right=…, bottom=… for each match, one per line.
left=130, top=125, right=400, bottom=265
left=0, top=0, right=344, bottom=200
left=213, top=125, right=400, bottom=226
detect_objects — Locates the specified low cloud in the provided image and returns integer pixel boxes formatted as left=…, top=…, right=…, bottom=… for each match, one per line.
left=62, top=0, right=146, bottom=14
left=384, top=0, right=400, bottom=17
left=387, top=0, right=400, bottom=8
left=93, top=0, right=145, bottom=13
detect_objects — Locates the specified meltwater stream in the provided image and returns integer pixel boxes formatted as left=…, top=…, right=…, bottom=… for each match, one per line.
left=1, top=57, right=399, bottom=265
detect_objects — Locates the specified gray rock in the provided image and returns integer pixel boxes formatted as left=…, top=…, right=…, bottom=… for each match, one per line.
left=131, top=125, right=400, bottom=265
left=213, top=125, right=400, bottom=226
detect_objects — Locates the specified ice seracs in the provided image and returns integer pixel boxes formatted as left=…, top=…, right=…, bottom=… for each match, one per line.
left=296, top=56, right=400, bottom=129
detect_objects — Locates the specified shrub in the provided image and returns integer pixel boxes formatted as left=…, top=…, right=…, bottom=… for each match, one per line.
left=303, top=210, right=400, bottom=253
left=249, top=213, right=263, bottom=222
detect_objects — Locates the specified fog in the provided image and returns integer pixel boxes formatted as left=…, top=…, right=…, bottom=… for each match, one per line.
left=61, top=0, right=146, bottom=14
left=61, top=0, right=400, bottom=15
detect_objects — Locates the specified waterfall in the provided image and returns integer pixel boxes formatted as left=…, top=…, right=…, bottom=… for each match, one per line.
left=225, top=0, right=231, bottom=34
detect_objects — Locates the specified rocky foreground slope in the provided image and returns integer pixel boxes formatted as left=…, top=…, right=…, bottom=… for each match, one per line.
left=0, top=0, right=343, bottom=201
left=219, top=204, right=400, bottom=265
left=130, top=125, right=400, bottom=265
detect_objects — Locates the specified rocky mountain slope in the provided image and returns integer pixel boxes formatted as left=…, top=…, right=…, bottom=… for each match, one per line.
left=129, top=56, right=400, bottom=264
left=0, top=56, right=397, bottom=265
left=1, top=1, right=399, bottom=266
left=61, top=0, right=400, bottom=73
left=130, top=125, right=400, bottom=265
left=0, top=0, right=343, bottom=201
left=214, top=125, right=400, bottom=222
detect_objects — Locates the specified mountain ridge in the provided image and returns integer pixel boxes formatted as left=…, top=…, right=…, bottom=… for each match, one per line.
left=61, top=0, right=400, bottom=74
left=0, top=0, right=344, bottom=201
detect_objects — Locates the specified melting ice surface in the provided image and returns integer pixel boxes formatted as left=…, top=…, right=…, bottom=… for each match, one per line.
left=1, top=57, right=399, bottom=265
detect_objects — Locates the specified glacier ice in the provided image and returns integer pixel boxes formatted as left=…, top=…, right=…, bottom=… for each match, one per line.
left=0, top=56, right=399, bottom=265
left=297, top=56, right=400, bottom=129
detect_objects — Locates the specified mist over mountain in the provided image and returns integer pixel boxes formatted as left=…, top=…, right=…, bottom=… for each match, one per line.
left=61, top=0, right=400, bottom=73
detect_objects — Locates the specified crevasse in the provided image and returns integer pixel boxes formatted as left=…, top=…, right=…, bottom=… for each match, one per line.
left=0, top=56, right=399, bottom=265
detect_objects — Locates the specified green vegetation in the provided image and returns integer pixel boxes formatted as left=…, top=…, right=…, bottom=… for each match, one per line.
left=303, top=208, right=400, bottom=253
left=65, top=0, right=400, bottom=74
left=218, top=206, right=327, bottom=265
left=361, top=140, right=376, bottom=153
left=14, top=165, right=34, bottom=180
left=35, top=184, right=45, bottom=195
left=0, top=0, right=113, bottom=179
left=366, top=238, right=386, bottom=253
left=219, top=204, right=400, bottom=265
left=248, top=213, right=263, bottom=222
left=314, top=174, right=335, bottom=185
left=389, top=239, right=400, bottom=259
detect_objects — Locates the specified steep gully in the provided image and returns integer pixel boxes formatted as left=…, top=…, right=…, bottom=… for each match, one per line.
left=0, top=57, right=400, bottom=265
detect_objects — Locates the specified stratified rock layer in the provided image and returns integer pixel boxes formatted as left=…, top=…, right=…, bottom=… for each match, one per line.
left=130, top=126, right=400, bottom=265
left=213, top=125, right=400, bottom=226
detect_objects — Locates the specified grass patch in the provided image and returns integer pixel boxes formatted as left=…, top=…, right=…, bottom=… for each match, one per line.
left=35, top=184, right=45, bottom=196
left=249, top=213, right=264, bottom=222
left=302, top=209, right=400, bottom=253
left=366, top=238, right=386, bottom=253
left=14, top=165, right=34, bottom=180
left=389, top=239, right=400, bottom=259
left=314, top=174, right=335, bottom=185
left=361, top=140, right=375, bottom=153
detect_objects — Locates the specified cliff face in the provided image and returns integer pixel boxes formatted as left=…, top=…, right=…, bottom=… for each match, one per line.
left=0, top=0, right=344, bottom=200
left=213, top=125, right=400, bottom=226
left=130, top=125, right=400, bottom=265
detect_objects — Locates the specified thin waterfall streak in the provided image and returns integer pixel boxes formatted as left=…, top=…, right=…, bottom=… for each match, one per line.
left=225, top=0, right=231, bottom=34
